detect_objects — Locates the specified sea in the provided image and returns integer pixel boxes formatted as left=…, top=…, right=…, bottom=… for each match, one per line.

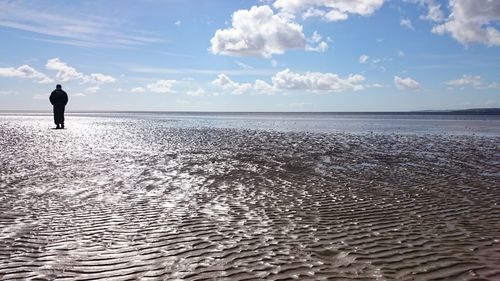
left=2, top=111, right=500, bottom=135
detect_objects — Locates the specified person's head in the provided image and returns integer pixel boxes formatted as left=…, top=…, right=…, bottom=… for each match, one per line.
left=56, top=84, right=62, bottom=90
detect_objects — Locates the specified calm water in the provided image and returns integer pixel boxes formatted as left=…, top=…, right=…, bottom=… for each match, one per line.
left=2, top=111, right=499, bottom=136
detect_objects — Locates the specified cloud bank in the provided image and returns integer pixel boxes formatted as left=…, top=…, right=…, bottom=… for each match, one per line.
left=212, top=69, right=366, bottom=94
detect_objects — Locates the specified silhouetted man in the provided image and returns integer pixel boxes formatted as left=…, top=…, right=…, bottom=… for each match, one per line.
left=49, top=84, right=68, bottom=129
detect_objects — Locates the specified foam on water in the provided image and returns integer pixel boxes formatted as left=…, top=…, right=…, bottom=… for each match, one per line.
left=0, top=113, right=499, bottom=280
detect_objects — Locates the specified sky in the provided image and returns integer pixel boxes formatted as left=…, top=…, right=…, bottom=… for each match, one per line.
left=0, top=0, right=499, bottom=112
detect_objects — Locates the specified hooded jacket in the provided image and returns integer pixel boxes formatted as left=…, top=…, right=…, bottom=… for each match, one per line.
left=49, top=89, right=68, bottom=107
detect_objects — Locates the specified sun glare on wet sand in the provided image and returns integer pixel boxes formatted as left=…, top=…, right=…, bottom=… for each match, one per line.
left=0, top=112, right=499, bottom=280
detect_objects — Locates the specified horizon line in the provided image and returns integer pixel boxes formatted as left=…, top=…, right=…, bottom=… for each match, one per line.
left=1, top=108, right=499, bottom=115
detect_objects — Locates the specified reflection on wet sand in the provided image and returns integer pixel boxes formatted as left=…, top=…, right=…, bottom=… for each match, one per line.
left=0, top=115, right=499, bottom=280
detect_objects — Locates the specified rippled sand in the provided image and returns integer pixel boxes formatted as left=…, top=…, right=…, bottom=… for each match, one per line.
left=1, top=116, right=499, bottom=280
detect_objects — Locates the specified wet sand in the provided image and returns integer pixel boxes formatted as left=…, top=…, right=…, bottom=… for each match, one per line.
left=0, top=115, right=499, bottom=280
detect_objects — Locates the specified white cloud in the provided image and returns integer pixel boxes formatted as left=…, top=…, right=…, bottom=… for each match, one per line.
left=359, top=54, right=370, bottom=63
left=212, top=73, right=236, bottom=90
left=432, top=0, right=500, bottom=46
left=45, top=58, right=116, bottom=84
left=85, top=86, right=100, bottom=93
left=273, top=0, right=385, bottom=22
left=397, top=50, right=405, bottom=57
left=394, top=76, right=420, bottom=90
left=146, top=80, right=176, bottom=94
left=302, top=8, right=327, bottom=20
left=186, top=88, right=206, bottom=96
left=420, top=0, right=444, bottom=22
left=46, top=58, right=83, bottom=82
left=212, top=74, right=276, bottom=95
left=210, top=5, right=306, bottom=58
left=272, top=69, right=365, bottom=92
left=444, top=74, right=482, bottom=88
left=405, top=0, right=444, bottom=21
left=400, top=18, right=414, bottom=30
left=131, top=87, right=146, bottom=93
left=444, top=75, right=500, bottom=90
left=309, top=31, right=322, bottom=43
left=211, top=74, right=252, bottom=95
left=0, top=64, right=53, bottom=83
left=87, top=73, right=116, bottom=84
left=174, top=20, right=181, bottom=26
left=253, top=79, right=275, bottom=93
left=359, top=55, right=391, bottom=71
left=305, top=31, right=329, bottom=52
left=306, top=41, right=329, bottom=52
left=324, top=9, right=350, bottom=21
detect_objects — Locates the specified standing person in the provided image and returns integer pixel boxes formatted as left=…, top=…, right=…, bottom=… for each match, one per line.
left=49, top=84, right=68, bottom=129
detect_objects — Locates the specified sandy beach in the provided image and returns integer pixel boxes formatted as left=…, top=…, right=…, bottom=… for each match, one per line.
left=0, top=113, right=499, bottom=280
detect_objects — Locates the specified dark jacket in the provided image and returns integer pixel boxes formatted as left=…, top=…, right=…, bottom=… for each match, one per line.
left=49, top=89, right=68, bottom=107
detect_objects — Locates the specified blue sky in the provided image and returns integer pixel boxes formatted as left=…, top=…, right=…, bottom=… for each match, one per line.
left=0, top=0, right=499, bottom=111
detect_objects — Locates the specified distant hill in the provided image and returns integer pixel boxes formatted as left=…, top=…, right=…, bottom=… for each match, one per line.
left=449, top=108, right=500, bottom=115
left=411, top=108, right=500, bottom=115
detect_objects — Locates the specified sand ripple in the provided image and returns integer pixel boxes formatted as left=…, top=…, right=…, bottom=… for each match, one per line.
left=0, top=116, right=499, bottom=280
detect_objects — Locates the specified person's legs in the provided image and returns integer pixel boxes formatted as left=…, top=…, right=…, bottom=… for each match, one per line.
left=54, top=106, right=65, bottom=128
left=60, top=106, right=65, bottom=129
left=53, top=106, right=60, bottom=128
